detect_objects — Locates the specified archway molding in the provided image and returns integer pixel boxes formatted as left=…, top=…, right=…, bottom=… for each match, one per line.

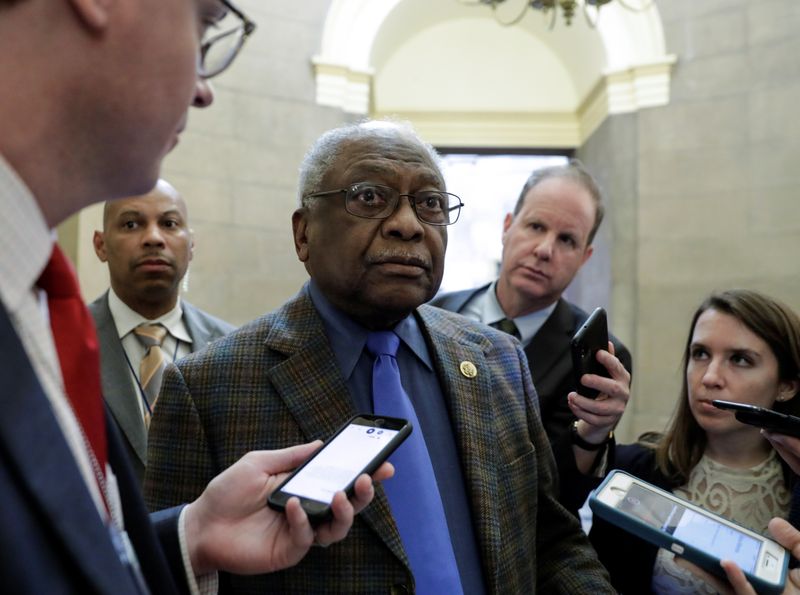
left=313, top=0, right=675, bottom=147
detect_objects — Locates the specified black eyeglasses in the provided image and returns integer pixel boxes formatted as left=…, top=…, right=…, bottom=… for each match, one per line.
left=198, top=0, right=257, bottom=79
left=304, top=183, right=464, bottom=226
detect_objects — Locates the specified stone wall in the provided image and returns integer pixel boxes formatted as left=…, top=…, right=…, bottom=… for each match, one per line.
left=580, top=0, right=800, bottom=440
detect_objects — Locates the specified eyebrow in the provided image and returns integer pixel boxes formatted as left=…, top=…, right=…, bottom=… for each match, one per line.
left=114, top=209, right=184, bottom=220
left=690, top=341, right=762, bottom=357
left=200, top=1, right=228, bottom=26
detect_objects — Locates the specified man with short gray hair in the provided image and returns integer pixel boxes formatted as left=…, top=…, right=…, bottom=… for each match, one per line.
left=145, top=121, right=615, bottom=594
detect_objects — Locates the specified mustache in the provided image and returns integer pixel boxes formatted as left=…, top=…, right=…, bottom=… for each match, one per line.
left=367, top=251, right=431, bottom=270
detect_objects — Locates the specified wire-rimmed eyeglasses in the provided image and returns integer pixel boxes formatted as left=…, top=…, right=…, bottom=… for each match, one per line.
left=198, top=0, right=257, bottom=79
left=304, top=183, right=464, bottom=226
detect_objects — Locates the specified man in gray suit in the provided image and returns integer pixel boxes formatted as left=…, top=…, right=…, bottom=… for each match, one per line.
left=431, top=160, right=632, bottom=453
left=90, top=179, right=234, bottom=482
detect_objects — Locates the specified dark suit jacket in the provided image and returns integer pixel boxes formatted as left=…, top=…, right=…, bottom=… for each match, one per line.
left=0, top=303, right=186, bottom=595
left=431, top=284, right=633, bottom=447
left=144, top=290, right=613, bottom=594
left=89, top=291, right=234, bottom=483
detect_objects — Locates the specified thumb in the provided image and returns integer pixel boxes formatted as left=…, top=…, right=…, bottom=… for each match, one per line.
left=245, top=441, right=323, bottom=475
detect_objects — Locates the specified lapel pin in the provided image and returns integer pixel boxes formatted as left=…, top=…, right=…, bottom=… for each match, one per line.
left=459, top=361, right=477, bottom=378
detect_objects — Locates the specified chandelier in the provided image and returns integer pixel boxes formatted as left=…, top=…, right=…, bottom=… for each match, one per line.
left=459, top=0, right=653, bottom=28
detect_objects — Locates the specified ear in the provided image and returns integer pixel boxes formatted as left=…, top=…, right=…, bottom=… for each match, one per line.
left=66, top=0, right=112, bottom=31
left=580, top=244, right=594, bottom=266
left=188, top=228, right=195, bottom=262
left=92, top=230, right=108, bottom=262
left=777, top=378, right=800, bottom=403
left=292, top=209, right=310, bottom=263
left=501, top=213, right=514, bottom=244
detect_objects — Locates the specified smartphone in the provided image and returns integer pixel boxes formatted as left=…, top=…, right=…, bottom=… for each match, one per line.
left=570, top=307, right=611, bottom=398
left=267, top=414, right=411, bottom=524
left=712, top=400, right=800, bottom=438
left=590, top=470, right=788, bottom=594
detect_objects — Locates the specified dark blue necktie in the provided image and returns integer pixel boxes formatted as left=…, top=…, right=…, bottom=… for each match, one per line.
left=366, top=331, right=463, bottom=595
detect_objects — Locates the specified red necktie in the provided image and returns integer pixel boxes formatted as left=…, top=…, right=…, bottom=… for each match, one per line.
left=37, top=245, right=108, bottom=484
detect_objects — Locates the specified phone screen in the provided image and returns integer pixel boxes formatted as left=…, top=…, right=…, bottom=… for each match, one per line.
left=619, top=484, right=761, bottom=572
left=279, top=423, right=400, bottom=504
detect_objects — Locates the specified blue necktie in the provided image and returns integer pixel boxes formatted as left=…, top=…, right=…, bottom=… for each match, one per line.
left=366, top=331, right=463, bottom=595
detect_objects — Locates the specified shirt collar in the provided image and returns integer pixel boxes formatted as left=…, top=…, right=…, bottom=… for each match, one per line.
left=107, top=287, right=192, bottom=344
left=481, top=281, right=557, bottom=345
left=0, top=154, right=53, bottom=312
left=306, top=280, right=433, bottom=379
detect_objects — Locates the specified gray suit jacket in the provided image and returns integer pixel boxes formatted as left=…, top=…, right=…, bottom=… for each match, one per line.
left=431, top=284, right=632, bottom=447
left=89, top=291, right=234, bottom=483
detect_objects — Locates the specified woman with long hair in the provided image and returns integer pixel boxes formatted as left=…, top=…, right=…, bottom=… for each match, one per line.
left=564, top=289, right=800, bottom=594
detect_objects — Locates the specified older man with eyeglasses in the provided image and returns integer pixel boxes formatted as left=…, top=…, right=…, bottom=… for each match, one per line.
left=0, top=1, right=388, bottom=594
left=144, top=120, right=616, bottom=594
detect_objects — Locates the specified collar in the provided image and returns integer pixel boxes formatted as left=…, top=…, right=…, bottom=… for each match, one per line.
left=0, top=154, right=53, bottom=311
left=481, top=281, right=557, bottom=344
left=306, top=280, right=433, bottom=379
left=107, top=288, right=192, bottom=344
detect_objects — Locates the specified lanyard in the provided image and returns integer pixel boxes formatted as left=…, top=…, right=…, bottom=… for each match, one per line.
left=122, top=336, right=180, bottom=417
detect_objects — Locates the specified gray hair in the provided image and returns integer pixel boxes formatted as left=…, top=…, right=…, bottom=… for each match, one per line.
left=513, top=159, right=605, bottom=245
left=297, top=120, right=444, bottom=207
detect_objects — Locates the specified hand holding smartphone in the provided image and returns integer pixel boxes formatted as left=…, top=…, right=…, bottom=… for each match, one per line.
left=712, top=400, right=800, bottom=438
left=589, top=470, right=789, bottom=594
left=570, top=307, right=611, bottom=398
left=267, top=414, right=411, bottom=524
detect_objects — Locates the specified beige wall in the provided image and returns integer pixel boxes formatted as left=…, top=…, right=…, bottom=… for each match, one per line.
left=579, top=0, right=800, bottom=441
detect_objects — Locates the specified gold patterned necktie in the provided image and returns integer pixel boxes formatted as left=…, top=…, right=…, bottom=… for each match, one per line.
left=133, top=323, right=169, bottom=426
left=490, top=317, right=521, bottom=340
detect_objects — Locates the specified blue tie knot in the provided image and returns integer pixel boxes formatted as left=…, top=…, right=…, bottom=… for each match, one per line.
left=366, top=331, right=400, bottom=358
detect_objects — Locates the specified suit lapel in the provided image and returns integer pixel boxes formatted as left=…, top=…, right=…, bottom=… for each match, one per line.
left=417, top=306, right=502, bottom=588
left=431, top=283, right=488, bottom=313
left=182, top=300, right=217, bottom=350
left=0, top=305, right=138, bottom=595
left=263, top=294, right=409, bottom=569
left=91, top=293, right=147, bottom=465
left=526, top=299, right=575, bottom=389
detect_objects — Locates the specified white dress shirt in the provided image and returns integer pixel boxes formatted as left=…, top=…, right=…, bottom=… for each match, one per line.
left=460, top=281, right=557, bottom=346
left=107, top=288, right=192, bottom=419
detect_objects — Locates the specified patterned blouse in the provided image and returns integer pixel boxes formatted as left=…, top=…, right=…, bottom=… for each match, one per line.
left=651, top=450, right=790, bottom=594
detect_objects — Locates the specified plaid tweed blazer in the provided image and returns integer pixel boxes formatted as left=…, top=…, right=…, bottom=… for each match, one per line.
left=144, top=290, right=613, bottom=594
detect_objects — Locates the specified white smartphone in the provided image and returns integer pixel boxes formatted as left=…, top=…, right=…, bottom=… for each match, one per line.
left=267, top=414, right=411, bottom=524
left=589, top=470, right=789, bottom=594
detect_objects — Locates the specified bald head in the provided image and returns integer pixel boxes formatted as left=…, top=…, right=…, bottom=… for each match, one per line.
left=93, top=179, right=194, bottom=319
left=103, top=179, right=187, bottom=230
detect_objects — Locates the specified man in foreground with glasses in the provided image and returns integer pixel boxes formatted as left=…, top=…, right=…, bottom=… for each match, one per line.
left=0, top=1, right=387, bottom=593
left=145, top=120, right=615, bottom=593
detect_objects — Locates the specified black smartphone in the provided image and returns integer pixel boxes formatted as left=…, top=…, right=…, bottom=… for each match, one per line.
left=267, top=414, right=411, bottom=524
left=570, top=307, right=611, bottom=398
left=590, top=470, right=788, bottom=594
left=711, top=400, right=800, bottom=438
